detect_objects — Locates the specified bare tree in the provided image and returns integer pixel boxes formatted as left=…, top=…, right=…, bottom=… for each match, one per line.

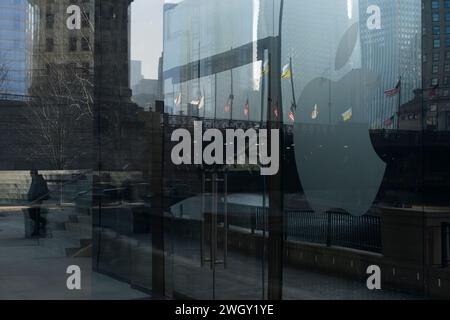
left=22, top=61, right=94, bottom=169
left=20, top=6, right=95, bottom=170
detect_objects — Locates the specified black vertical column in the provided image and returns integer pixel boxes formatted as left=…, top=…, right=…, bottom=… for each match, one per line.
left=267, top=0, right=285, bottom=300
left=150, top=100, right=166, bottom=297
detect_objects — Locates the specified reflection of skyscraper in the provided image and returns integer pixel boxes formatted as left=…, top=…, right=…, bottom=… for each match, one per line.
left=28, top=0, right=95, bottom=96
left=358, top=0, right=421, bottom=129
left=0, top=0, right=32, bottom=97
left=130, top=60, right=144, bottom=88
left=280, top=1, right=421, bottom=128
left=163, top=0, right=261, bottom=120
left=281, top=1, right=358, bottom=123
left=421, top=0, right=450, bottom=131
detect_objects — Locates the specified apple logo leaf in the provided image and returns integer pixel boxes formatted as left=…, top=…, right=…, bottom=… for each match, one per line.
left=335, top=22, right=359, bottom=71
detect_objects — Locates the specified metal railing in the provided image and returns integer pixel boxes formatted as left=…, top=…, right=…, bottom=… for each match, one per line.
left=442, top=222, right=450, bottom=268
left=246, top=208, right=382, bottom=253
left=28, top=171, right=92, bottom=207
left=0, top=93, right=32, bottom=102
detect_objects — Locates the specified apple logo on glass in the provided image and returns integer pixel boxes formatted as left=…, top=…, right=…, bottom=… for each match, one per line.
left=294, top=20, right=385, bottom=217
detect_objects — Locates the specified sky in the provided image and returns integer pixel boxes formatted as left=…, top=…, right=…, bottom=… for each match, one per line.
left=130, top=0, right=165, bottom=79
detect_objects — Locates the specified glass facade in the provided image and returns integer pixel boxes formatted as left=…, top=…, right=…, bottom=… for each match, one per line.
left=0, top=0, right=31, bottom=97
left=0, top=0, right=450, bottom=301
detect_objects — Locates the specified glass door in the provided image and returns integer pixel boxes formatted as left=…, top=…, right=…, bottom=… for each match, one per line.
left=165, top=166, right=268, bottom=300
left=163, top=62, right=270, bottom=299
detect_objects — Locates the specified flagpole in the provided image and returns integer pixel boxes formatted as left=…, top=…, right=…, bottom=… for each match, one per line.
left=260, top=58, right=266, bottom=126
left=289, top=57, right=297, bottom=109
left=246, top=96, right=250, bottom=122
left=397, top=76, right=401, bottom=130
left=214, top=73, right=217, bottom=125
left=172, top=82, right=175, bottom=115
left=230, top=65, right=234, bottom=122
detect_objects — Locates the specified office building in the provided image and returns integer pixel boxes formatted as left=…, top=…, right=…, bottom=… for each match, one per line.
left=0, top=0, right=32, bottom=97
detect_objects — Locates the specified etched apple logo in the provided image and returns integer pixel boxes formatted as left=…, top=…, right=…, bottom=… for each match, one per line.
left=294, top=23, right=386, bottom=217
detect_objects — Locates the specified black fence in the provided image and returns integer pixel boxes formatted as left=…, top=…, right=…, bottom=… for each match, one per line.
left=249, top=208, right=382, bottom=254
left=442, top=222, right=450, bottom=267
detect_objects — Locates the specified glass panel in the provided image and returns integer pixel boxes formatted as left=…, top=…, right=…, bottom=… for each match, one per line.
left=2, top=0, right=450, bottom=301
left=281, top=0, right=425, bottom=299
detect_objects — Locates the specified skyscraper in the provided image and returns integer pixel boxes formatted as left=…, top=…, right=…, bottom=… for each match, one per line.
left=358, top=0, right=421, bottom=129
left=163, top=0, right=262, bottom=119
left=0, top=0, right=32, bottom=97
left=422, top=0, right=450, bottom=131
left=28, top=0, right=95, bottom=97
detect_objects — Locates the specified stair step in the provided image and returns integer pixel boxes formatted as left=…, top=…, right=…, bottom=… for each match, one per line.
left=77, top=215, right=92, bottom=225
left=80, top=238, right=92, bottom=247
left=64, top=221, right=92, bottom=237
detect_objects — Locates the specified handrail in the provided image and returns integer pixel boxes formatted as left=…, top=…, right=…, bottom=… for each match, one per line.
left=27, top=170, right=92, bottom=207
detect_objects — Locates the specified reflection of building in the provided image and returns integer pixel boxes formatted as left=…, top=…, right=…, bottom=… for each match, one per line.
left=93, top=0, right=149, bottom=171
left=29, top=0, right=94, bottom=94
left=0, top=0, right=32, bottom=97
left=163, top=0, right=266, bottom=120
left=132, top=78, right=160, bottom=111
left=359, top=0, right=421, bottom=129
left=130, top=60, right=143, bottom=88
left=422, top=0, right=450, bottom=131
left=94, top=0, right=133, bottom=102
left=398, top=89, right=422, bottom=131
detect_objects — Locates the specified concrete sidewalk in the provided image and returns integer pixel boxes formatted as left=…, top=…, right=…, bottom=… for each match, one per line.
left=0, top=210, right=149, bottom=300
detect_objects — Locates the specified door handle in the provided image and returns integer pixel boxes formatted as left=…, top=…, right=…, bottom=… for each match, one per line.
left=223, top=173, right=228, bottom=268
left=200, top=171, right=228, bottom=269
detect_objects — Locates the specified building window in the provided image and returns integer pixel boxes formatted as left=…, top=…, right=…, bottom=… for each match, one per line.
left=432, top=0, right=440, bottom=9
left=433, top=64, right=439, bottom=73
left=434, top=53, right=441, bottom=62
left=433, top=13, right=440, bottom=22
left=445, top=76, right=450, bottom=85
left=427, top=115, right=438, bottom=128
left=445, top=64, right=450, bottom=72
left=45, top=38, right=54, bottom=52
left=46, top=14, right=54, bottom=29
left=45, top=63, right=51, bottom=76
left=434, top=39, right=441, bottom=48
left=69, top=37, right=77, bottom=51
left=432, top=78, right=439, bottom=86
left=433, top=26, right=441, bottom=35
left=81, top=37, right=90, bottom=51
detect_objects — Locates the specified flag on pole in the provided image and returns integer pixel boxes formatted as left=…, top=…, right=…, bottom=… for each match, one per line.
left=190, top=92, right=204, bottom=109
left=261, top=60, right=269, bottom=77
left=281, top=63, right=292, bottom=79
left=384, top=79, right=401, bottom=97
left=288, top=102, right=296, bottom=123
left=191, top=90, right=205, bottom=109
left=243, top=99, right=249, bottom=116
left=341, top=108, right=352, bottom=122
left=198, top=95, right=205, bottom=109
left=311, top=104, right=319, bottom=120
left=273, top=104, right=279, bottom=119
left=174, top=93, right=181, bottom=107
left=224, top=94, right=234, bottom=113
left=383, top=114, right=395, bottom=127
